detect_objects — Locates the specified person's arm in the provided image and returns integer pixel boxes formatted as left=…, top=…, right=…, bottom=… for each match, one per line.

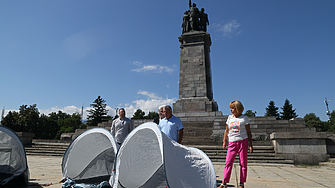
left=111, top=121, right=115, bottom=136
left=178, top=128, right=184, bottom=144
left=222, top=124, right=229, bottom=149
left=245, top=123, right=253, bottom=153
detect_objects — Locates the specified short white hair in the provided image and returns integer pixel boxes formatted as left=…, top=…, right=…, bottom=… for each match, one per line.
left=158, top=105, right=166, bottom=110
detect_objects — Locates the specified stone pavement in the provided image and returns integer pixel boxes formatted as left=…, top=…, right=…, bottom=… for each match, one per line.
left=16, top=156, right=335, bottom=188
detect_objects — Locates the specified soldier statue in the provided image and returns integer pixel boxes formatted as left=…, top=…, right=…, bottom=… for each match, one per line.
left=182, top=10, right=191, bottom=33
left=188, top=0, right=200, bottom=31
left=199, top=8, right=209, bottom=32
left=182, top=0, right=209, bottom=33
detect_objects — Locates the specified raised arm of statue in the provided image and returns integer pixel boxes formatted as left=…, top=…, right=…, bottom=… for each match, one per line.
left=189, top=0, right=192, bottom=9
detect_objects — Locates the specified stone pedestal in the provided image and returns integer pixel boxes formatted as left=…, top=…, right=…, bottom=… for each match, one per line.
left=16, top=132, right=35, bottom=146
left=271, top=132, right=329, bottom=165
left=173, top=31, right=218, bottom=113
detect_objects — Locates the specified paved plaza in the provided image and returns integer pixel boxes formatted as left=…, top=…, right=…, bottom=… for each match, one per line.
left=15, top=156, right=335, bottom=188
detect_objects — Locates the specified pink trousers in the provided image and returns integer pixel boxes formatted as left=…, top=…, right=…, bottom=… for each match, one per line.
left=223, top=138, right=248, bottom=183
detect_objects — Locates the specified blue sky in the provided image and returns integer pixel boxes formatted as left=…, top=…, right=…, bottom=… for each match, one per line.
left=1, top=0, right=334, bottom=121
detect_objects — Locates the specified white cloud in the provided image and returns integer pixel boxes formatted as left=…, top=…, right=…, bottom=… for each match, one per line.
left=212, top=20, right=241, bottom=37
left=137, top=90, right=158, bottom=99
left=124, top=90, right=177, bottom=118
left=131, top=61, right=176, bottom=74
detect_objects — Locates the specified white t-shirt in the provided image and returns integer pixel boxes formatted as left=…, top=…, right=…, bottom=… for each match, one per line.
left=226, top=115, right=250, bottom=142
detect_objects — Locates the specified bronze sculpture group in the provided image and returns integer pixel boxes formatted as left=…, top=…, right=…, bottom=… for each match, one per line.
left=182, top=0, right=209, bottom=33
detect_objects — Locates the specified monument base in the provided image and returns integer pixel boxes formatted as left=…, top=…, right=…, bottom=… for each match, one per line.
left=173, top=97, right=218, bottom=113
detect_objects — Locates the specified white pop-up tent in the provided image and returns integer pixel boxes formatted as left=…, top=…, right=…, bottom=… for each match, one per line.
left=0, top=125, right=29, bottom=186
left=62, top=128, right=119, bottom=184
left=110, top=122, right=216, bottom=188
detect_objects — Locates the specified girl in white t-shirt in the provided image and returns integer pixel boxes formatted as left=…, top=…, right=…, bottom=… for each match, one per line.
left=219, top=100, right=253, bottom=188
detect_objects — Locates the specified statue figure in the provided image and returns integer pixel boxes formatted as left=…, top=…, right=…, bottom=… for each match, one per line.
left=199, top=8, right=209, bottom=32
left=182, top=10, right=191, bottom=33
left=188, top=0, right=200, bottom=31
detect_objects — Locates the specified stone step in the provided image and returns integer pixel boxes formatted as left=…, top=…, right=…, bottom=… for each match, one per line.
left=319, top=158, right=335, bottom=168
left=205, top=151, right=276, bottom=156
left=187, top=145, right=292, bottom=165
left=25, top=147, right=67, bottom=152
left=211, top=159, right=294, bottom=164
left=184, top=133, right=214, bottom=137
left=182, top=140, right=218, bottom=145
left=251, top=127, right=316, bottom=133
left=30, top=142, right=69, bottom=148
left=25, top=142, right=69, bottom=157
left=24, top=141, right=291, bottom=164
left=209, top=156, right=285, bottom=160
left=32, top=139, right=71, bottom=144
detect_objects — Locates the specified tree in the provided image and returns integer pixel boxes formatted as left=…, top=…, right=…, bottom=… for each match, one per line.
left=87, top=96, right=109, bottom=126
left=47, top=111, right=70, bottom=139
left=132, top=109, right=145, bottom=119
left=280, top=99, right=298, bottom=120
left=145, top=111, right=159, bottom=119
left=18, top=104, right=40, bottom=132
left=1, top=104, right=89, bottom=139
left=244, top=110, right=256, bottom=117
left=265, top=101, right=280, bottom=119
left=58, top=113, right=82, bottom=135
left=1, top=111, right=20, bottom=131
left=304, top=113, right=329, bottom=132
left=330, top=110, right=335, bottom=133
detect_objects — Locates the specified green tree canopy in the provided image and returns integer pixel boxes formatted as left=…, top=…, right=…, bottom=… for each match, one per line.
left=330, top=110, right=335, bottom=133
left=1, top=105, right=87, bottom=139
left=18, top=104, right=40, bottom=132
left=280, top=99, right=298, bottom=120
left=132, top=109, right=145, bottom=119
left=265, top=101, right=280, bottom=119
left=145, top=111, right=159, bottom=119
left=1, top=111, right=20, bottom=131
left=87, top=96, right=109, bottom=126
left=244, top=110, right=257, bottom=117
left=304, top=113, right=329, bottom=132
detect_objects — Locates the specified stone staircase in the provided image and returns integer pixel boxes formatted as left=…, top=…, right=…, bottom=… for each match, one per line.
left=25, top=140, right=69, bottom=157
left=182, top=121, right=218, bottom=145
left=24, top=140, right=294, bottom=165
left=189, top=141, right=294, bottom=164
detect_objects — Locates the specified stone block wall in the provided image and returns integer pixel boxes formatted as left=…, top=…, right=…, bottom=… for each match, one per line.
left=16, top=132, right=35, bottom=146
left=271, top=132, right=329, bottom=165
left=326, top=132, right=335, bottom=158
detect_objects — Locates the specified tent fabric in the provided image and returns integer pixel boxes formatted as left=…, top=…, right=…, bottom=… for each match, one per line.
left=110, top=122, right=216, bottom=188
left=0, top=125, right=29, bottom=185
left=62, top=128, right=119, bottom=184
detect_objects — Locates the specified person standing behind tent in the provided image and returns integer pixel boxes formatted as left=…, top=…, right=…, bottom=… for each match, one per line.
left=219, top=100, right=253, bottom=188
left=153, top=105, right=166, bottom=125
left=111, top=108, right=134, bottom=145
left=158, top=105, right=184, bottom=144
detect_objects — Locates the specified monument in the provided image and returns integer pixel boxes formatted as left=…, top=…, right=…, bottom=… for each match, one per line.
left=173, top=0, right=219, bottom=114
left=172, top=1, right=223, bottom=146
left=171, top=1, right=332, bottom=165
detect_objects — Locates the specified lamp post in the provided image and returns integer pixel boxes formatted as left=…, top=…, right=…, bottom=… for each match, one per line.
left=324, top=97, right=331, bottom=121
